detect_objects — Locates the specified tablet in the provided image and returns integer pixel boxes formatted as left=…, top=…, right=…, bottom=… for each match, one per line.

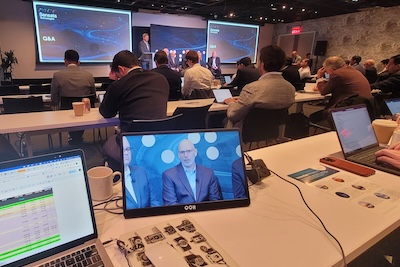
left=212, top=89, right=232, bottom=103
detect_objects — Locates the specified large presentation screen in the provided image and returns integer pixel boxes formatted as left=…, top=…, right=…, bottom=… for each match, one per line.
left=207, top=20, right=259, bottom=64
left=33, top=1, right=132, bottom=63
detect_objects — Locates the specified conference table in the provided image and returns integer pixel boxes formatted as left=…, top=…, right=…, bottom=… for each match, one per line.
left=0, top=93, right=325, bottom=156
left=95, top=132, right=400, bottom=267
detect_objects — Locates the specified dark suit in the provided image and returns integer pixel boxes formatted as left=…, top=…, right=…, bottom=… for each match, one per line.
left=365, top=67, right=378, bottom=84
left=168, top=56, right=179, bottom=71
left=371, top=71, right=400, bottom=97
left=125, top=165, right=160, bottom=209
left=229, top=65, right=260, bottom=93
left=207, top=57, right=221, bottom=77
left=282, top=65, right=303, bottom=91
left=162, top=163, right=222, bottom=205
left=99, top=68, right=169, bottom=132
left=152, top=65, right=182, bottom=101
left=138, top=40, right=151, bottom=69
left=232, top=158, right=246, bottom=199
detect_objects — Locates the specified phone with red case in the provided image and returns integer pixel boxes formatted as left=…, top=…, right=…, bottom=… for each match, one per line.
left=320, top=157, right=375, bottom=177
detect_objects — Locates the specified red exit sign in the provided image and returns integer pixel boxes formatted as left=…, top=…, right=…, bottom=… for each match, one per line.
left=292, top=26, right=302, bottom=34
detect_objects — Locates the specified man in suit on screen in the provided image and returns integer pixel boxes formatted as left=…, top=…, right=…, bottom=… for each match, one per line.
left=162, top=139, right=222, bottom=205
left=123, top=137, right=160, bottom=208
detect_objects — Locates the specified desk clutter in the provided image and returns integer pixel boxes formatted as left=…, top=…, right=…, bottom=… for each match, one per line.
left=118, top=216, right=238, bottom=267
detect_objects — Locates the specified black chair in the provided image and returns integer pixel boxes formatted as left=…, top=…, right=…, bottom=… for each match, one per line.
left=172, top=104, right=212, bottom=130
left=126, top=113, right=183, bottom=132
left=189, top=89, right=214, bottom=99
left=60, top=94, right=96, bottom=110
left=0, top=134, right=20, bottom=161
left=29, top=84, right=51, bottom=94
left=0, top=85, right=20, bottom=96
left=2, top=96, right=53, bottom=155
left=2, top=96, right=44, bottom=114
left=242, top=108, right=289, bottom=150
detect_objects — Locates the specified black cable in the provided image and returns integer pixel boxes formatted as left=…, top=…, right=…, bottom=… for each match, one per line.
left=268, top=169, right=347, bottom=267
left=93, top=196, right=124, bottom=214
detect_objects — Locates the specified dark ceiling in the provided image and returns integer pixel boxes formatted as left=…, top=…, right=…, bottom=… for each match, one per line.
left=44, top=0, right=400, bottom=25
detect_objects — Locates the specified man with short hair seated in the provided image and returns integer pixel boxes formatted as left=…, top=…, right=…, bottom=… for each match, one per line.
left=224, top=56, right=260, bottom=95
left=182, top=50, right=214, bottom=98
left=371, top=54, right=400, bottom=97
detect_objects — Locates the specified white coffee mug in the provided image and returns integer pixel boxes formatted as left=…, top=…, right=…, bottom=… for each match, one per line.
left=87, top=166, right=121, bottom=201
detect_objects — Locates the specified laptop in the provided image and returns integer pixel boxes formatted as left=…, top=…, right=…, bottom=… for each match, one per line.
left=330, top=104, right=400, bottom=176
left=0, top=150, right=114, bottom=267
left=121, top=128, right=250, bottom=218
left=384, top=98, right=400, bottom=115
left=212, top=89, right=233, bottom=103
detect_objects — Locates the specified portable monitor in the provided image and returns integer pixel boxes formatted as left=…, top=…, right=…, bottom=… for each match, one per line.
left=121, top=129, right=250, bottom=218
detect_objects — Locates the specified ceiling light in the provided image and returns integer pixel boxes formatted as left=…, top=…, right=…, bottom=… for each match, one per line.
left=290, top=7, right=293, bottom=10
left=271, top=7, right=277, bottom=11
left=229, top=13, right=234, bottom=17
left=302, top=8, right=306, bottom=12
left=265, top=17, right=268, bottom=20
left=270, top=3, right=274, bottom=7
left=315, top=11, right=318, bottom=14
left=282, top=5, right=286, bottom=9
left=259, top=16, right=263, bottom=20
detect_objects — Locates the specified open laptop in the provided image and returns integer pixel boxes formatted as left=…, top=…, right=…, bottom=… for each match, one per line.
left=212, top=88, right=233, bottom=103
left=330, top=104, right=400, bottom=176
left=121, top=129, right=250, bottom=218
left=384, top=98, right=400, bottom=115
left=0, top=150, right=113, bottom=267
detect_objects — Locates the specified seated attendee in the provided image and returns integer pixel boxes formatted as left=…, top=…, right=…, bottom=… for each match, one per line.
left=305, top=53, right=313, bottom=71
left=350, top=55, right=366, bottom=76
left=310, top=56, right=372, bottom=124
left=375, top=141, right=400, bottom=170
left=162, top=139, right=222, bottom=205
left=282, top=57, right=303, bottom=91
left=364, top=59, right=378, bottom=84
left=50, top=49, right=95, bottom=144
left=168, top=50, right=180, bottom=72
left=207, top=51, right=222, bottom=77
left=344, top=59, right=351, bottom=66
left=152, top=50, right=182, bottom=101
left=298, top=58, right=312, bottom=80
left=197, top=51, right=207, bottom=68
left=224, top=57, right=260, bottom=94
left=123, top=136, right=160, bottom=208
left=371, top=54, right=400, bottom=97
left=182, top=50, right=213, bottom=98
left=377, top=58, right=390, bottom=81
left=99, top=50, right=169, bottom=163
left=291, top=50, right=302, bottom=67
left=224, top=45, right=295, bottom=129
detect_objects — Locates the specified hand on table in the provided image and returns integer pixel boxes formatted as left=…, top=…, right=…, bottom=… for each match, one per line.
left=375, top=142, right=400, bottom=170
left=224, top=97, right=237, bottom=104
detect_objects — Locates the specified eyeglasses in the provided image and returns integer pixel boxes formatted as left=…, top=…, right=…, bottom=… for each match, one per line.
left=123, top=147, right=131, bottom=152
left=178, top=149, right=194, bottom=155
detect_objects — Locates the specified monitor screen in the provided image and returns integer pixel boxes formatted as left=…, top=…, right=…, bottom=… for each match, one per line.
left=121, top=129, right=250, bottom=218
left=33, top=1, right=132, bottom=63
left=207, top=20, right=259, bottom=64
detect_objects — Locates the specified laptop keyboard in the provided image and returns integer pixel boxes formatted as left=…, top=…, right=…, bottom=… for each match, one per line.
left=351, top=146, right=383, bottom=164
left=39, top=245, right=104, bottom=267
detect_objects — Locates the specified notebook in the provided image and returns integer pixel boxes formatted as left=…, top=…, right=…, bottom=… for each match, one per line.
left=212, top=89, right=233, bottom=103
left=384, top=98, right=400, bottom=115
left=0, top=150, right=113, bottom=267
left=121, top=128, right=250, bottom=218
left=330, top=104, right=400, bottom=176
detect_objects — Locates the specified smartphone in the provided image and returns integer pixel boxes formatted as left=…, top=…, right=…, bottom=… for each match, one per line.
left=320, top=157, right=375, bottom=177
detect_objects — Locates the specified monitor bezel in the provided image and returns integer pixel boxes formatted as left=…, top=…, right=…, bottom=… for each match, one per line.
left=120, top=128, right=250, bottom=219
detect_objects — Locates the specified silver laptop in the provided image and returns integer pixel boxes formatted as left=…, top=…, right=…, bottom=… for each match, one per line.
left=330, top=104, right=400, bottom=176
left=212, top=89, right=233, bottom=103
left=0, top=150, right=113, bottom=267
left=384, top=98, right=400, bottom=115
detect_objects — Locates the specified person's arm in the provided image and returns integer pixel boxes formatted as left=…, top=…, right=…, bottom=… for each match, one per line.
left=50, top=73, right=60, bottom=104
left=370, top=75, right=400, bottom=93
left=89, top=75, right=96, bottom=94
left=182, top=72, right=192, bottom=97
left=162, top=171, right=179, bottom=205
left=226, top=84, right=254, bottom=124
left=208, top=173, right=222, bottom=201
left=99, top=83, right=118, bottom=118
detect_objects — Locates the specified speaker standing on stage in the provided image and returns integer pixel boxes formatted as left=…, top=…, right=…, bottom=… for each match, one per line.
left=139, top=33, right=151, bottom=70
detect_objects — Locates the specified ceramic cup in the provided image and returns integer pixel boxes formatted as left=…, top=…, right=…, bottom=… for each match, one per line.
left=87, top=166, right=121, bottom=201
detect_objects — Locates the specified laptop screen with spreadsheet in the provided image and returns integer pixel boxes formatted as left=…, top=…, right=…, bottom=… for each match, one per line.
left=0, top=150, right=96, bottom=267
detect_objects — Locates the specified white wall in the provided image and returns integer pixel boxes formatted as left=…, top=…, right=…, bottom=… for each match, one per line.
left=0, top=0, right=274, bottom=78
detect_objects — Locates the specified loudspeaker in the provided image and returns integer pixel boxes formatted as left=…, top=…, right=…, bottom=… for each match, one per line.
left=314, top=41, right=327, bottom=56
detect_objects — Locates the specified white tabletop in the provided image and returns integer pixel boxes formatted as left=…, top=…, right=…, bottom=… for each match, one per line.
left=96, top=132, right=400, bottom=267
